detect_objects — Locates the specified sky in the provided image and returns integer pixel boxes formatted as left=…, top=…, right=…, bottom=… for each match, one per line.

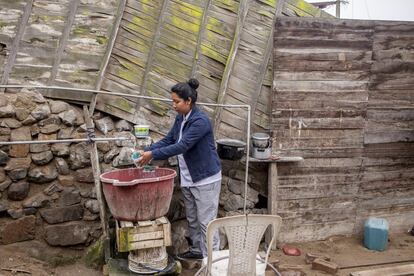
left=306, top=0, right=414, bottom=21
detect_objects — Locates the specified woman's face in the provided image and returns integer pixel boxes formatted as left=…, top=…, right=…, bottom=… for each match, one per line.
left=171, top=92, right=191, bottom=114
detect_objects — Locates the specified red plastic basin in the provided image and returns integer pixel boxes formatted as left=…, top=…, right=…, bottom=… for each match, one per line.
left=100, top=167, right=176, bottom=221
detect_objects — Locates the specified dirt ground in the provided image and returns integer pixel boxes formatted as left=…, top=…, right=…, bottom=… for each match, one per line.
left=0, top=232, right=413, bottom=276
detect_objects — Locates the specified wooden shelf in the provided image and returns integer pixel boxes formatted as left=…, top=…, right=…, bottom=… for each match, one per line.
left=249, top=156, right=304, bottom=163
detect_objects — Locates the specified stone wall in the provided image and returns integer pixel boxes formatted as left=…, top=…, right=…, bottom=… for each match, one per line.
left=0, top=90, right=267, bottom=250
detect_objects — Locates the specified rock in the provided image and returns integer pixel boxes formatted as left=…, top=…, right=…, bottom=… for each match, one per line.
left=0, top=149, right=9, bottom=165
left=115, top=131, right=135, bottom=147
left=30, top=124, right=40, bottom=136
left=7, top=180, right=30, bottom=201
left=29, top=143, right=50, bottom=153
left=28, top=164, right=58, bottom=183
left=1, top=118, right=22, bottom=128
left=115, top=120, right=132, bottom=131
left=228, top=179, right=259, bottom=204
left=31, top=150, right=54, bottom=165
left=95, top=117, right=114, bottom=134
left=43, top=182, right=63, bottom=196
left=55, top=157, right=70, bottom=175
left=0, top=97, right=8, bottom=107
left=44, top=222, right=91, bottom=246
left=23, top=192, right=51, bottom=208
left=38, top=116, right=61, bottom=128
left=24, top=207, right=37, bottom=215
left=58, top=175, right=76, bottom=186
left=31, top=104, right=51, bottom=120
left=0, top=201, right=8, bottom=213
left=0, top=126, right=11, bottom=135
left=59, top=109, right=77, bottom=126
left=17, top=90, right=45, bottom=103
left=40, top=124, right=61, bottom=134
left=59, top=188, right=81, bottom=206
left=40, top=204, right=84, bottom=224
left=0, top=105, right=15, bottom=118
left=69, top=142, right=90, bottom=169
left=57, top=127, right=74, bottom=139
left=22, top=115, right=37, bottom=125
left=83, top=210, right=100, bottom=221
left=75, top=167, right=94, bottom=183
left=15, top=107, right=31, bottom=121
left=7, top=208, right=24, bottom=219
left=223, top=193, right=254, bottom=212
left=0, top=215, right=36, bottom=244
left=104, top=147, right=120, bottom=163
left=84, top=238, right=105, bottom=268
left=167, top=191, right=186, bottom=222
left=38, top=132, right=57, bottom=141
left=170, top=219, right=189, bottom=256
left=4, top=157, right=31, bottom=181
left=96, top=140, right=111, bottom=153
left=0, top=168, right=5, bottom=183
left=51, top=143, right=70, bottom=157
left=9, top=127, right=31, bottom=157
left=112, top=147, right=133, bottom=167
left=85, top=199, right=100, bottom=214
left=0, top=177, right=12, bottom=192
left=50, top=100, right=69, bottom=114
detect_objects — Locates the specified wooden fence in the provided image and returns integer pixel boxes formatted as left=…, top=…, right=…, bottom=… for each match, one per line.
left=272, top=17, right=414, bottom=242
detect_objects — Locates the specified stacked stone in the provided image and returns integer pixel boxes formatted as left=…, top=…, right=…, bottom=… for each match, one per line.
left=0, top=90, right=140, bottom=246
left=0, top=90, right=268, bottom=252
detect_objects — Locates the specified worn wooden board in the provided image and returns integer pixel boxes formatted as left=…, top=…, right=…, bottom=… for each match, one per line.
left=272, top=17, right=414, bottom=242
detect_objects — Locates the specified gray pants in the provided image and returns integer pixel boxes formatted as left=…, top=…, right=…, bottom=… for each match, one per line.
left=181, top=180, right=221, bottom=257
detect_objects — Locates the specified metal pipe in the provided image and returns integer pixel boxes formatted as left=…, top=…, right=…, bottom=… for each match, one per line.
left=0, top=137, right=132, bottom=145
left=0, top=84, right=252, bottom=215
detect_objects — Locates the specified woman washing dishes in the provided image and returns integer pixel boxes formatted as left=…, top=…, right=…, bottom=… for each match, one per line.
left=137, top=78, right=222, bottom=260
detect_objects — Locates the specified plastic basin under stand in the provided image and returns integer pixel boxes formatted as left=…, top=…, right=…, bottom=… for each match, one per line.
left=100, top=167, right=176, bottom=221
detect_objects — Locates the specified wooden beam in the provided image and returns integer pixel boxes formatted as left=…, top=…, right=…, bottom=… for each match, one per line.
left=89, top=0, right=127, bottom=115
left=190, top=0, right=212, bottom=77
left=213, top=0, right=250, bottom=134
left=140, top=0, right=170, bottom=96
left=47, top=0, right=80, bottom=86
left=0, top=0, right=33, bottom=92
left=83, top=106, right=109, bottom=238
left=251, top=0, right=285, bottom=126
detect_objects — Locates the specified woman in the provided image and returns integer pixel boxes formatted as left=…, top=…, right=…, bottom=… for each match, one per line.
left=137, top=78, right=222, bottom=260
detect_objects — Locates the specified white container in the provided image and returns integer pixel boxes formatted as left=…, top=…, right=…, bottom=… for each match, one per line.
left=251, top=132, right=270, bottom=148
left=134, top=125, right=150, bottom=138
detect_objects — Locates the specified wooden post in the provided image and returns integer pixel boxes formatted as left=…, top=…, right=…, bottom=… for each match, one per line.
left=82, top=106, right=109, bottom=239
left=191, top=0, right=212, bottom=77
left=140, top=0, right=170, bottom=96
left=336, top=0, right=341, bottom=18
left=267, top=162, right=279, bottom=250
left=90, top=0, right=127, bottom=115
left=213, top=0, right=250, bottom=133
left=47, top=0, right=80, bottom=86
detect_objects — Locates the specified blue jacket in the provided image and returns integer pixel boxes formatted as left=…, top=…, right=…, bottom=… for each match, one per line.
left=147, top=106, right=221, bottom=183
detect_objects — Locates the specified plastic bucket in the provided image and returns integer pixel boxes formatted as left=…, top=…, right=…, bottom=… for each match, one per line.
left=100, top=167, right=176, bottom=221
left=134, top=125, right=150, bottom=138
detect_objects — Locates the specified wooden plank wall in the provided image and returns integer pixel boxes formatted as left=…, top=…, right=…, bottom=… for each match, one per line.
left=272, top=17, right=414, bottom=242
left=93, top=0, right=331, bottom=136
left=0, top=0, right=120, bottom=97
left=358, top=21, right=414, bottom=233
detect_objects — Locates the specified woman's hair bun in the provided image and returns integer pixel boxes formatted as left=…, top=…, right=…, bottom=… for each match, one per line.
left=187, top=78, right=199, bottom=90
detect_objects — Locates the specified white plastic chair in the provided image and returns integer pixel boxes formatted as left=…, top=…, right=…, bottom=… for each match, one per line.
left=195, top=214, right=282, bottom=276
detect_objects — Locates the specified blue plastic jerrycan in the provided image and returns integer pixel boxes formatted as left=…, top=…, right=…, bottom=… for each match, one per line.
left=363, top=217, right=389, bottom=251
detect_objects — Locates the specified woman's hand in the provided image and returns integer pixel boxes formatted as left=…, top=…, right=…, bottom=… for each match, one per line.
left=137, top=151, right=153, bottom=166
